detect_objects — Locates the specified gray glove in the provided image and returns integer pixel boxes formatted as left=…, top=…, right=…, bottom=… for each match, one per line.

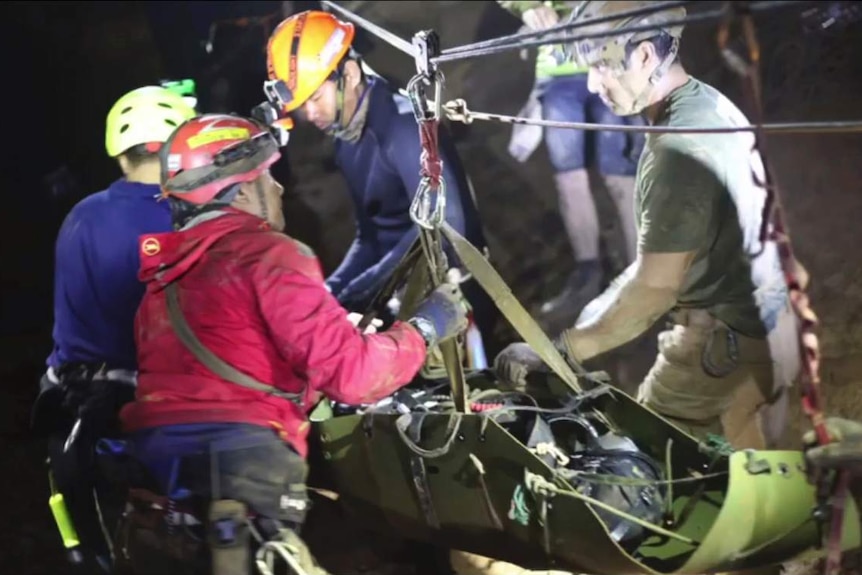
left=493, top=342, right=547, bottom=389
left=409, top=283, right=469, bottom=347
left=804, top=417, right=862, bottom=474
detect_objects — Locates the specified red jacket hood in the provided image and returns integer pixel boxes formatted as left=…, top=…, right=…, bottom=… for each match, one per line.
left=138, top=209, right=270, bottom=287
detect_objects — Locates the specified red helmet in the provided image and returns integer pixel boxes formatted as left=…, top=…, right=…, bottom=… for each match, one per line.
left=160, top=114, right=281, bottom=205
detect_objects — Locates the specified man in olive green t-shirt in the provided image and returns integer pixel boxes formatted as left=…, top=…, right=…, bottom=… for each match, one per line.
left=495, top=1, right=800, bottom=449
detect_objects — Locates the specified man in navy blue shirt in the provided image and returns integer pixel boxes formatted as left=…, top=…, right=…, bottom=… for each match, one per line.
left=263, top=10, right=499, bottom=359
left=33, top=86, right=196, bottom=572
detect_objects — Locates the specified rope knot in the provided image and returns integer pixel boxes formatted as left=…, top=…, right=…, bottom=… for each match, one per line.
left=524, top=470, right=557, bottom=499
left=531, top=441, right=571, bottom=467
left=443, top=99, right=472, bottom=124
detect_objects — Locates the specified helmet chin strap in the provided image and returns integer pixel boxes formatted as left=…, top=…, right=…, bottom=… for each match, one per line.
left=616, top=36, right=680, bottom=116
left=255, top=179, right=269, bottom=223
left=328, top=76, right=373, bottom=143
left=323, top=74, right=348, bottom=138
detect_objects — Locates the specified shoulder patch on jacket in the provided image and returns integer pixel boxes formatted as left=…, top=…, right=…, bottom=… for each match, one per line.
left=141, top=236, right=161, bottom=257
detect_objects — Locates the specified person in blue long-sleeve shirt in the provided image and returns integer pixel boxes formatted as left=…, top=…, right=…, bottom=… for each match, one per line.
left=49, top=180, right=170, bottom=371
left=326, top=77, right=482, bottom=306
left=48, top=87, right=196, bottom=372
left=33, top=86, right=196, bottom=573
left=264, top=10, right=499, bottom=356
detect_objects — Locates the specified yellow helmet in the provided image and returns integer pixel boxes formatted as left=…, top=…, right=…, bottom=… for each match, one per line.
left=105, top=86, right=197, bottom=158
left=567, top=1, right=686, bottom=69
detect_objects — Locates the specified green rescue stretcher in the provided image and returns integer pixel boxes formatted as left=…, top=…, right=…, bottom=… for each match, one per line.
left=306, top=224, right=859, bottom=575
left=309, top=370, right=860, bottom=574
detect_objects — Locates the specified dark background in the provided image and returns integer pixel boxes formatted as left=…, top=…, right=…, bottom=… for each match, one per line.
left=2, top=1, right=862, bottom=572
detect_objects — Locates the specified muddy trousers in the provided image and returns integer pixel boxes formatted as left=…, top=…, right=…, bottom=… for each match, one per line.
left=128, top=423, right=327, bottom=575
left=636, top=309, right=779, bottom=450
left=636, top=312, right=786, bottom=575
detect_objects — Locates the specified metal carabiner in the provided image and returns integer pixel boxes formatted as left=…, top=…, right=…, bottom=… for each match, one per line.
left=408, top=177, right=431, bottom=229
left=410, top=177, right=447, bottom=230
left=430, top=71, right=444, bottom=120
left=406, top=70, right=445, bottom=123
left=406, top=74, right=430, bottom=123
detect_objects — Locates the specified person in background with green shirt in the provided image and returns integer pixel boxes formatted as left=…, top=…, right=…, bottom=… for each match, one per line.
left=494, top=1, right=801, bottom=452
left=498, top=0, right=644, bottom=333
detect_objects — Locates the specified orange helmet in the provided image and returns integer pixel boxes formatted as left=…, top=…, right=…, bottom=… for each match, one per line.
left=160, top=114, right=281, bottom=206
left=264, top=10, right=355, bottom=115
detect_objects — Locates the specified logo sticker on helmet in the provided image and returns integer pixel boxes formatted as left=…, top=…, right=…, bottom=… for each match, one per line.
left=187, top=128, right=251, bottom=149
left=141, top=237, right=161, bottom=256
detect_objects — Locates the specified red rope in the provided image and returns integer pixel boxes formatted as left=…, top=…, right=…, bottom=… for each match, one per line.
left=418, top=119, right=443, bottom=188
left=771, top=185, right=846, bottom=575
left=471, top=402, right=505, bottom=412
left=728, top=14, right=846, bottom=574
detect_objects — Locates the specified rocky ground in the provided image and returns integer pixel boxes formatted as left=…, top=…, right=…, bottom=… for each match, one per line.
left=2, top=1, right=862, bottom=574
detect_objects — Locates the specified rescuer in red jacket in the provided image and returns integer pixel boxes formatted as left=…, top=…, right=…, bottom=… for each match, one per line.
left=118, top=113, right=468, bottom=574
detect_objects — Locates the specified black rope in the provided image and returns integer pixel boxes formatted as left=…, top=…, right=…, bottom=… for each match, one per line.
left=438, top=0, right=696, bottom=58
left=432, top=1, right=813, bottom=65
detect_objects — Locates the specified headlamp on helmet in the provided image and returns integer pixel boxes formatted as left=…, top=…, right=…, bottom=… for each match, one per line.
left=263, top=79, right=295, bottom=113
left=251, top=101, right=293, bottom=148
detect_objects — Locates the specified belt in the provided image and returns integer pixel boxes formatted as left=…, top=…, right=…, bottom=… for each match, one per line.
left=47, top=364, right=137, bottom=386
left=669, top=308, right=717, bottom=329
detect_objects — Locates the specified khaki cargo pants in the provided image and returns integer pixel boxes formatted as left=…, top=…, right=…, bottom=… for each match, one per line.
left=637, top=308, right=781, bottom=450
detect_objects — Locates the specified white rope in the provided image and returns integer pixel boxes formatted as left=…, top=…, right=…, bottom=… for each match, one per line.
left=442, top=98, right=862, bottom=135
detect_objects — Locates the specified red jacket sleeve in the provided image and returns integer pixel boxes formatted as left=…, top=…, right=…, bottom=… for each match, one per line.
left=251, top=236, right=428, bottom=405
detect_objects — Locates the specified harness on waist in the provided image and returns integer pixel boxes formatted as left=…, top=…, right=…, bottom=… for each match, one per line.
left=53, top=362, right=135, bottom=382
